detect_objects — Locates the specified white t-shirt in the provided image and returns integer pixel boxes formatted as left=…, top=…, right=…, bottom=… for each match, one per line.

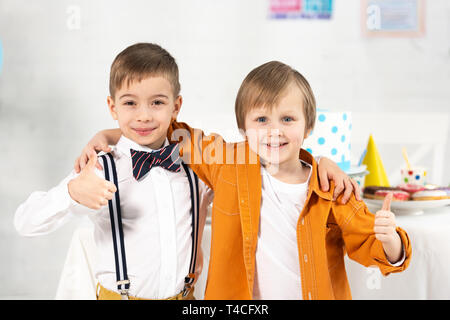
left=253, top=159, right=405, bottom=299
left=253, top=160, right=312, bottom=300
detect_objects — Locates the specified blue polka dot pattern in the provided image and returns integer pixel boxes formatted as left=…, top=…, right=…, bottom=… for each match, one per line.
left=415, top=175, right=420, bottom=180
left=301, top=111, right=352, bottom=173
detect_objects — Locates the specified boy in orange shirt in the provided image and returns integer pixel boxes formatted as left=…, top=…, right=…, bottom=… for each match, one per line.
left=74, top=60, right=410, bottom=299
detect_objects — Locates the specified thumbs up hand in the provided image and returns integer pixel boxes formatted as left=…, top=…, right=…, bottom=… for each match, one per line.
left=68, top=151, right=117, bottom=210
left=374, top=193, right=403, bottom=264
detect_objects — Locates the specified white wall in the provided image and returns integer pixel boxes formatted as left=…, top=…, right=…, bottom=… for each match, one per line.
left=1, top=0, right=449, bottom=299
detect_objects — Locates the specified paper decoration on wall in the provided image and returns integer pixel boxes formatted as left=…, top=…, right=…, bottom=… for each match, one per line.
left=269, top=0, right=333, bottom=19
left=66, top=5, right=81, bottom=30
left=362, top=0, right=425, bottom=37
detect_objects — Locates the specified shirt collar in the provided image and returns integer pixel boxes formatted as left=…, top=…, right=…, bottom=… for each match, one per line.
left=244, top=140, right=333, bottom=201
left=299, top=149, right=333, bottom=201
left=115, top=135, right=169, bottom=157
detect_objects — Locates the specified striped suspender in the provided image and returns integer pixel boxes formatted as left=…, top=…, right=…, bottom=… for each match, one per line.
left=100, top=153, right=200, bottom=299
left=181, top=163, right=200, bottom=297
left=100, top=154, right=130, bottom=299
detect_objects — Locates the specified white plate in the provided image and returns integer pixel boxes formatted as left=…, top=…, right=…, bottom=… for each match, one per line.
left=346, top=165, right=367, bottom=176
left=363, top=198, right=450, bottom=215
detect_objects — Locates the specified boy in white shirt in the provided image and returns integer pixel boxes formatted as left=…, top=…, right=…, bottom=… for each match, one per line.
left=14, top=43, right=213, bottom=300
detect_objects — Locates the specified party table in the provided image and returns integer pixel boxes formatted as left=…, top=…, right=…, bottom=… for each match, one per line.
left=345, top=205, right=450, bottom=299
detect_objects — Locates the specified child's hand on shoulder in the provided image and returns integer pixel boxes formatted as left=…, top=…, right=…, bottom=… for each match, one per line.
left=317, top=157, right=362, bottom=204
left=69, top=151, right=117, bottom=210
left=74, top=131, right=112, bottom=173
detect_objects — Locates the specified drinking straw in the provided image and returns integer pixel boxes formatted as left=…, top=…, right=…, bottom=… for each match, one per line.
left=402, top=147, right=412, bottom=170
left=358, top=149, right=366, bottom=166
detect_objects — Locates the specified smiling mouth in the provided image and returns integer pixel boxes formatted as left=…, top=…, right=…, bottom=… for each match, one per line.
left=133, top=128, right=156, bottom=136
left=264, top=142, right=288, bottom=149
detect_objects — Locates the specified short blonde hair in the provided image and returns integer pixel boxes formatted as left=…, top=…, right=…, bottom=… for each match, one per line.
left=109, top=43, right=180, bottom=99
left=235, top=61, right=316, bottom=133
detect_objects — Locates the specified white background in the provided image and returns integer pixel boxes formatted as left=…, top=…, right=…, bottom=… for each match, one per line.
left=0, top=0, right=449, bottom=299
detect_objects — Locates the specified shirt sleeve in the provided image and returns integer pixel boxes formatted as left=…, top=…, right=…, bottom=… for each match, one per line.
left=167, top=120, right=228, bottom=190
left=388, top=243, right=406, bottom=266
left=331, top=194, right=412, bottom=276
left=14, top=170, right=99, bottom=237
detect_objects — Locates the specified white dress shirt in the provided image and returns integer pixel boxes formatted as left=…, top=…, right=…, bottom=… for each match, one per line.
left=14, top=135, right=213, bottom=299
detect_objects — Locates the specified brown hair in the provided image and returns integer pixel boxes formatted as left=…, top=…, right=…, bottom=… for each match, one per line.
left=235, top=61, right=316, bottom=133
left=109, top=43, right=180, bottom=98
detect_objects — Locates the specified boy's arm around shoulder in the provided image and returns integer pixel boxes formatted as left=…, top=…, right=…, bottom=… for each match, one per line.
left=168, top=119, right=232, bottom=190
left=330, top=191, right=412, bottom=276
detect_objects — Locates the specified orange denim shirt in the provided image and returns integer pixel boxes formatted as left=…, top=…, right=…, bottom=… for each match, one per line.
left=168, top=120, right=412, bottom=300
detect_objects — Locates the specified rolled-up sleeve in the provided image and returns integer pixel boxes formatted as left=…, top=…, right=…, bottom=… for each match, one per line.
left=332, top=195, right=412, bottom=276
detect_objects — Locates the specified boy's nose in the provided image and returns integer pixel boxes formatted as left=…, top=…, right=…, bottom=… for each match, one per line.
left=136, top=106, right=153, bottom=122
left=267, top=127, right=282, bottom=137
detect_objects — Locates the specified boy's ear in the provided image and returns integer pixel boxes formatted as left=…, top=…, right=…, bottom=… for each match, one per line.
left=107, top=96, right=118, bottom=120
left=239, top=127, right=247, bottom=140
left=304, top=128, right=311, bottom=140
left=172, top=95, right=182, bottom=120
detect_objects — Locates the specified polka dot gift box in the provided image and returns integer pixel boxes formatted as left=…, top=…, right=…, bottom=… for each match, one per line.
left=401, top=167, right=427, bottom=186
left=303, top=109, right=352, bottom=172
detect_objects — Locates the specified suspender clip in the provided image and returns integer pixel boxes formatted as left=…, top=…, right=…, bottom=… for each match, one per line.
left=119, top=289, right=129, bottom=300
left=117, top=280, right=130, bottom=300
left=117, top=279, right=130, bottom=286
left=182, top=273, right=196, bottom=297
left=182, top=285, right=192, bottom=297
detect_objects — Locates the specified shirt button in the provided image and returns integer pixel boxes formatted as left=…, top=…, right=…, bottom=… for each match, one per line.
left=308, top=292, right=312, bottom=300
left=301, top=218, right=305, bottom=225
left=304, top=254, right=308, bottom=263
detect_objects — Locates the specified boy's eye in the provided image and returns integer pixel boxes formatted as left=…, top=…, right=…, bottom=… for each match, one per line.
left=256, top=116, right=267, bottom=123
left=282, top=116, right=294, bottom=122
left=153, top=100, right=165, bottom=106
left=124, top=101, right=136, bottom=106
